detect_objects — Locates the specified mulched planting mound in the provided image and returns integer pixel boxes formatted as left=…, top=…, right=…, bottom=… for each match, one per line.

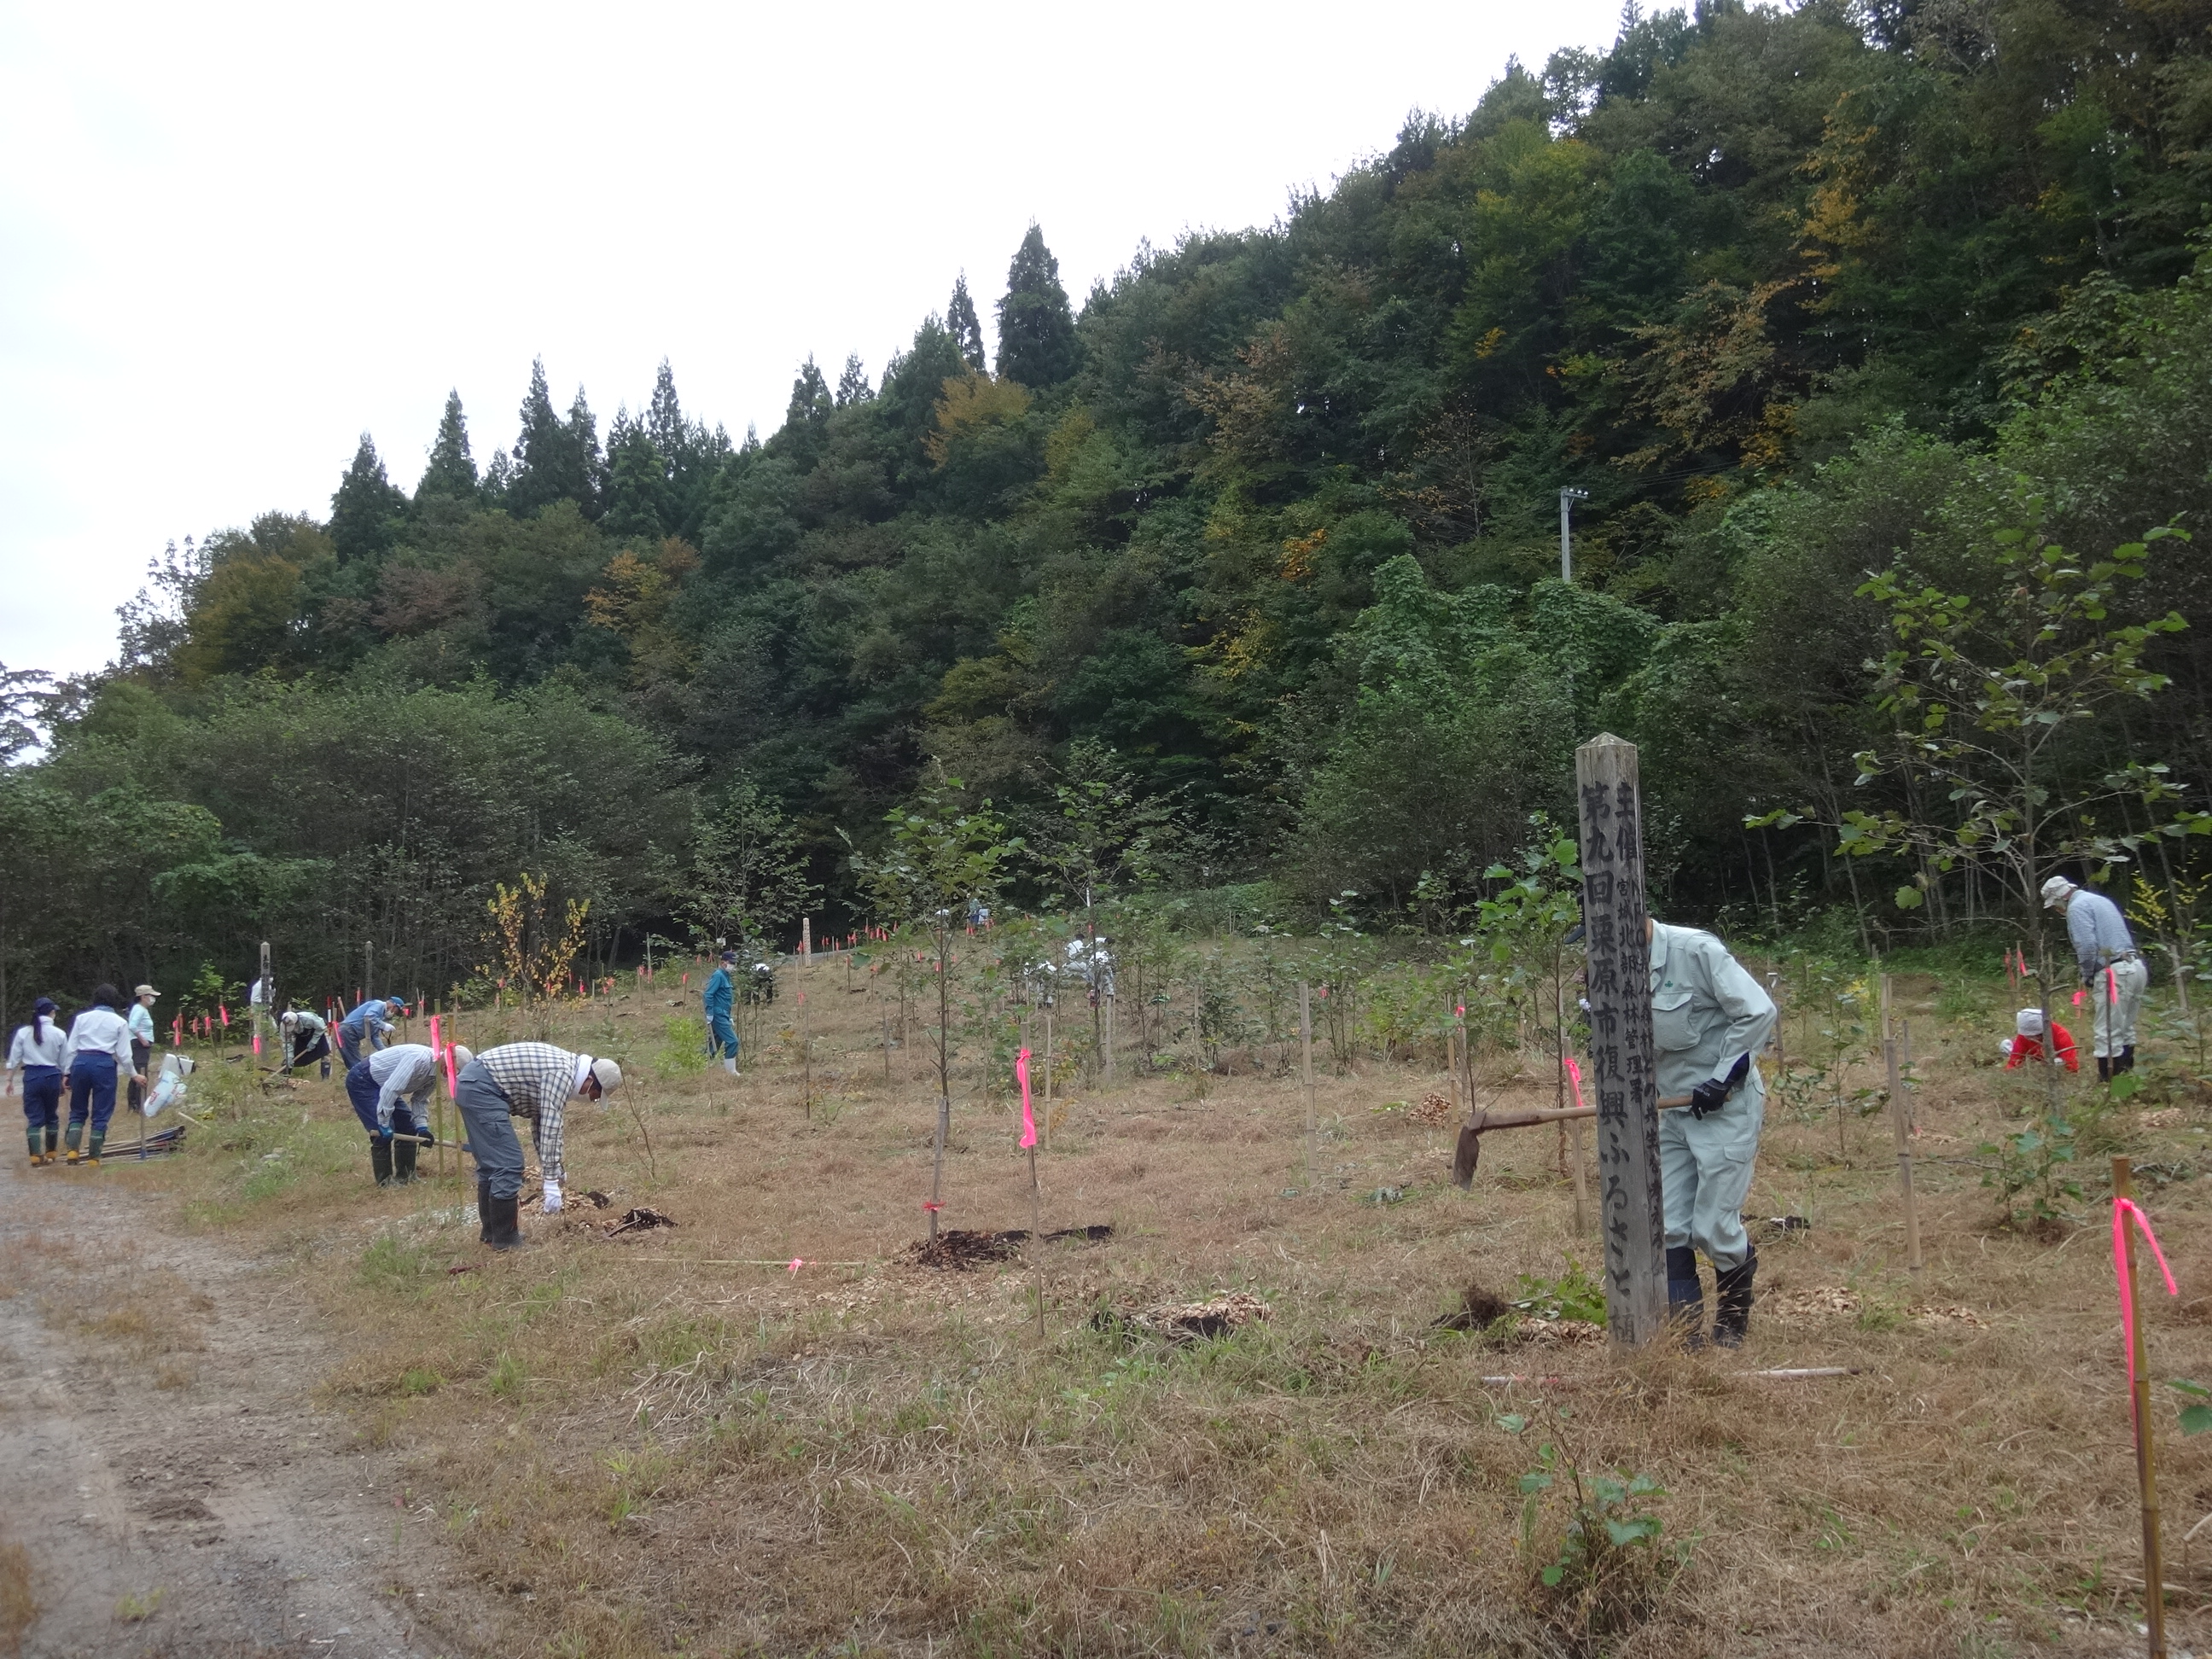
left=1095, top=1290, right=1270, bottom=1342
left=896, top=1224, right=1114, bottom=1272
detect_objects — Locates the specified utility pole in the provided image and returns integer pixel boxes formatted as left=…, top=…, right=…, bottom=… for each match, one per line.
left=1559, top=487, right=1590, bottom=583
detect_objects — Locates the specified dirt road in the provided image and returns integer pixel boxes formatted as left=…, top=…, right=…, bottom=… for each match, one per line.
left=0, top=1150, right=486, bottom=1658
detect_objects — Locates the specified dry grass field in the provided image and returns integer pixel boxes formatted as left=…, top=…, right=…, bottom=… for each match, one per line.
left=51, top=947, right=2212, bottom=1656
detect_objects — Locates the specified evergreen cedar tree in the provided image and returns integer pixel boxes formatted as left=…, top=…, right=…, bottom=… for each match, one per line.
left=993, top=226, right=1077, bottom=389
left=947, top=274, right=988, bottom=373
left=25, top=0, right=2212, bottom=995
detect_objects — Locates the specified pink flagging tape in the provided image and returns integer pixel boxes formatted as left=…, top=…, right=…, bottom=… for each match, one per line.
left=2114, top=1196, right=2180, bottom=1413
left=1017, top=1046, right=1036, bottom=1149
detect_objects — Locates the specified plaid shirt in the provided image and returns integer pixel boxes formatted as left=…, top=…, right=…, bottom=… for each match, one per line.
left=477, top=1042, right=583, bottom=1183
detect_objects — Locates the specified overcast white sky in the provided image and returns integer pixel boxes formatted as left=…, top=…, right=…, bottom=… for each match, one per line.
left=0, top=0, right=1627, bottom=681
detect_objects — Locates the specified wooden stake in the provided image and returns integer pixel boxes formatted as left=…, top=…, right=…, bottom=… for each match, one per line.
left=1043, top=1009, right=1055, bottom=1152
left=1882, top=975, right=1922, bottom=1272
left=2114, top=1155, right=2170, bottom=1659
left=1028, top=1141, right=1044, bottom=1335
left=1574, top=732, right=1667, bottom=1347
left=1300, top=983, right=1316, bottom=1190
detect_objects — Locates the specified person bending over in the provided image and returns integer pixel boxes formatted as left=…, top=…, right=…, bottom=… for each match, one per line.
left=450, top=1043, right=621, bottom=1250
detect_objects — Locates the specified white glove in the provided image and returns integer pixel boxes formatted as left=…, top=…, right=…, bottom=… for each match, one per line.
left=542, top=1180, right=563, bottom=1214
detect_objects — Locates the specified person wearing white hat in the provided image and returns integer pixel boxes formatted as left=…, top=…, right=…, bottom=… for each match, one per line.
left=125, top=984, right=160, bottom=1115
left=451, top=1041, right=622, bottom=1249
left=279, top=1007, right=332, bottom=1075
left=2040, top=876, right=2149, bottom=1080
left=2000, top=1006, right=2079, bottom=1073
left=343, top=1040, right=471, bottom=1186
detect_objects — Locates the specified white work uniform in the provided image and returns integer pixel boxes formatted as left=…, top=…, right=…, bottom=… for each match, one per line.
left=1650, top=922, right=1776, bottom=1271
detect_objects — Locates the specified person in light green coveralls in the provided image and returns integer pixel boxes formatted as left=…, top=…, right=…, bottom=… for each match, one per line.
left=1649, top=917, right=1777, bottom=1348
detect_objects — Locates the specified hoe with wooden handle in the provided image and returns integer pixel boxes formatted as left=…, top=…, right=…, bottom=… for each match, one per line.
left=1452, top=1095, right=1695, bottom=1189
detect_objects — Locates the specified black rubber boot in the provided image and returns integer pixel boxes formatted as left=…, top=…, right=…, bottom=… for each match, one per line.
left=1714, top=1246, right=1758, bottom=1349
left=477, top=1173, right=493, bottom=1242
left=392, top=1135, right=418, bottom=1184
left=2098, top=1056, right=2113, bottom=1083
left=370, top=1137, right=394, bottom=1187
left=2119, top=1045, right=2138, bottom=1074
left=1666, top=1245, right=1704, bottom=1348
left=484, top=1192, right=529, bottom=1251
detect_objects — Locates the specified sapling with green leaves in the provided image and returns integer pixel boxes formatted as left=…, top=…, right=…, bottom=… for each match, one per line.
left=847, top=773, right=1019, bottom=1238
left=1756, top=510, right=2205, bottom=1134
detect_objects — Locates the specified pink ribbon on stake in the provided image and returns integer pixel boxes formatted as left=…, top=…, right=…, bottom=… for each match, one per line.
left=787, top=1257, right=806, bottom=1276
left=2074, top=988, right=2087, bottom=1009
left=2113, top=1196, right=2180, bottom=1410
left=1017, top=1046, right=1037, bottom=1149
left=1563, top=1055, right=1587, bottom=1112
left=2110, top=965, right=2121, bottom=1006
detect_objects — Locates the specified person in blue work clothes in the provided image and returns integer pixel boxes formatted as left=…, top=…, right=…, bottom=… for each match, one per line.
left=2042, top=875, right=2151, bottom=1080
left=344, top=1041, right=468, bottom=1186
left=1650, top=916, right=1777, bottom=1349
left=702, top=949, right=741, bottom=1075
left=6, top=998, right=69, bottom=1167
left=337, top=996, right=405, bottom=1068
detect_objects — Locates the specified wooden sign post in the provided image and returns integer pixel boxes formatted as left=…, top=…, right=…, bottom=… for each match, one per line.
left=1575, top=733, right=1667, bottom=1347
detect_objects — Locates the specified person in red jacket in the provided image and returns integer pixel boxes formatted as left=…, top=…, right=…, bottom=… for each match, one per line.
left=2002, top=1007, right=2079, bottom=1072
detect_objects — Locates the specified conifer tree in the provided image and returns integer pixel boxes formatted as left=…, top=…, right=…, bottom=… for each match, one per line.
left=416, top=390, right=479, bottom=500
left=948, top=274, right=987, bottom=371
left=835, top=354, right=872, bottom=407
left=647, top=359, right=690, bottom=463
left=504, top=360, right=602, bottom=518
left=329, top=434, right=409, bottom=563
left=995, top=226, right=1079, bottom=388
left=566, top=387, right=603, bottom=518
left=601, top=408, right=672, bottom=538
left=785, top=357, right=834, bottom=431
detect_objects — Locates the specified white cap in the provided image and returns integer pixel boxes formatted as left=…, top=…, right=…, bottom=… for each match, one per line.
left=2041, top=876, right=2077, bottom=908
left=451, top=1045, right=474, bottom=1070
left=280, top=1011, right=298, bottom=1027
left=2016, top=1008, right=2046, bottom=1037
left=589, top=1057, right=622, bottom=1095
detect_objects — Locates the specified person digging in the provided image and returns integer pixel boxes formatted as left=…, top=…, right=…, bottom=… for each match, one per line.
left=1650, top=915, right=1777, bottom=1349
left=2041, top=875, right=2150, bottom=1081
left=344, top=1041, right=469, bottom=1187
left=451, top=1041, right=620, bottom=1249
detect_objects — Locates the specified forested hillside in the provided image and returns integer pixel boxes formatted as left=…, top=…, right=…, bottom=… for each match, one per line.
left=12, top=0, right=2212, bottom=1003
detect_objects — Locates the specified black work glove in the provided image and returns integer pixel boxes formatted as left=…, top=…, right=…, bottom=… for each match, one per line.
left=1691, top=1054, right=1751, bottom=1119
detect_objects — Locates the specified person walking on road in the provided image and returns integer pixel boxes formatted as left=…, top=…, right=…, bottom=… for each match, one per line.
left=2042, top=876, right=2150, bottom=1080
left=703, top=949, right=741, bottom=1074
left=125, top=983, right=159, bottom=1114
left=336, top=996, right=404, bottom=1068
left=7, top=998, right=69, bottom=1167
left=61, top=985, right=145, bottom=1168
left=451, top=1043, right=621, bottom=1250
left=1649, top=917, right=1778, bottom=1349
left=280, top=1008, right=332, bottom=1075
left=344, top=1041, right=469, bottom=1187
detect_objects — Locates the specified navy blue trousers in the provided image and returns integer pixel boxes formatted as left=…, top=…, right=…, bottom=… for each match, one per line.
left=67, top=1054, right=119, bottom=1143
left=343, top=1060, right=422, bottom=1138
left=20, top=1066, right=61, bottom=1150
